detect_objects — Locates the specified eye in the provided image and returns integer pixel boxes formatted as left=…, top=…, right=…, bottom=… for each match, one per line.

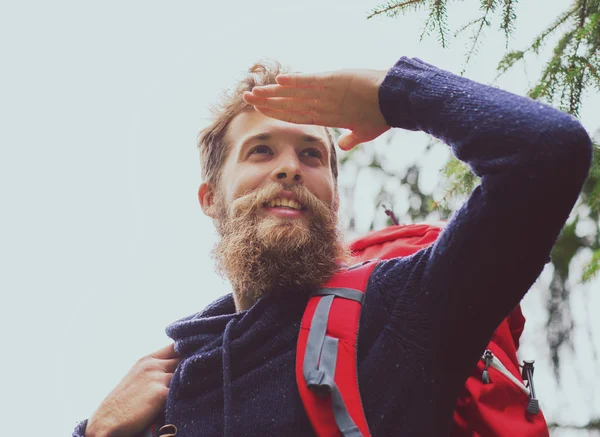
left=248, top=145, right=273, bottom=157
left=300, top=148, right=323, bottom=159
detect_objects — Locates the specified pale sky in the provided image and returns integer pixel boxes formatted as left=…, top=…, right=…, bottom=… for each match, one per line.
left=1, top=1, right=599, bottom=435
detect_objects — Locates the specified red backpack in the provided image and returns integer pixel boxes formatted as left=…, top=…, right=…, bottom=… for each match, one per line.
left=296, top=223, right=549, bottom=437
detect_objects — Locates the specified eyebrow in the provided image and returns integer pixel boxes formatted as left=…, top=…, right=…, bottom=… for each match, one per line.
left=240, top=132, right=329, bottom=150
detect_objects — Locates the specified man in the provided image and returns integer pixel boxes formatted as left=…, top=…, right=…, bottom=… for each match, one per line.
left=75, top=57, right=592, bottom=437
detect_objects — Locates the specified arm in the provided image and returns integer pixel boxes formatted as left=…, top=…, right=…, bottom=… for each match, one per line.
left=373, top=57, right=592, bottom=368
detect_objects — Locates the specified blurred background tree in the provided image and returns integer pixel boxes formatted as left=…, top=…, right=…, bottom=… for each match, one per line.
left=336, top=0, right=600, bottom=434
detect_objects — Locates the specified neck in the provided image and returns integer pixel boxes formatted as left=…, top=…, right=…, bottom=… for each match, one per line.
left=233, top=291, right=256, bottom=312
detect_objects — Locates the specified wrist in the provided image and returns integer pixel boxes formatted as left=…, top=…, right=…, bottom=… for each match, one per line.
left=85, top=418, right=119, bottom=437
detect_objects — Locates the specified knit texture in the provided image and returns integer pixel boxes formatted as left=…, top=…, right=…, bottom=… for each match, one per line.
left=73, top=57, right=592, bottom=437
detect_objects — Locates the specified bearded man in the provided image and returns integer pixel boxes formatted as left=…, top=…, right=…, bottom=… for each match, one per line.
left=75, top=57, right=592, bottom=437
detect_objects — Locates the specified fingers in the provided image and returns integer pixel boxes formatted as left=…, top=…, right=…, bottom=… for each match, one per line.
left=250, top=84, right=321, bottom=100
left=253, top=106, right=322, bottom=126
left=160, top=372, right=176, bottom=388
left=161, top=357, right=181, bottom=373
left=243, top=92, right=319, bottom=114
left=337, top=131, right=363, bottom=151
left=275, top=72, right=330, bottom=88
left=151, top=343, right=179, bottom=360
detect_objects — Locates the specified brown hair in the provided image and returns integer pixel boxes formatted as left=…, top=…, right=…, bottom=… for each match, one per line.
left=197, top=60, right=338, bottom=188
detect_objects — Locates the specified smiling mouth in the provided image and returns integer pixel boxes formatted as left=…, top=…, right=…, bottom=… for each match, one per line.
left=263, top=197, right=307, bottom=211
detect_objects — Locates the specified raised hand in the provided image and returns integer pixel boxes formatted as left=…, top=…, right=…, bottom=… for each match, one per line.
left=242, top=68, right=391, bottom=151
left=85, top=343, right=181, bottom=437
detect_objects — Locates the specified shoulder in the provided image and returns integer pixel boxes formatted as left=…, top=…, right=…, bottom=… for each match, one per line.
left=370, top=245, right=433, bottom=283
left=360, top=247, right=433, bottom=313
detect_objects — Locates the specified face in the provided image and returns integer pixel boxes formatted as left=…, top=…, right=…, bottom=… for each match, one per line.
left=199, top=108, right=337, bottom=221
left=198, top=109, right=347, bottom=303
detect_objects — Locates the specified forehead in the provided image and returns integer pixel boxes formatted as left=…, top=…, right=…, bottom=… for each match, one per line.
left=226, top=109, right=331, bottom=154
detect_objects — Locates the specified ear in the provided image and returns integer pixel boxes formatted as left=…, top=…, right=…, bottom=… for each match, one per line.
left=198, top=182, right=217, bottom=218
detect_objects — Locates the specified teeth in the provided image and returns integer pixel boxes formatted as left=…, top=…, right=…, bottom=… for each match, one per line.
left=267, top=198, right=303, bottom=210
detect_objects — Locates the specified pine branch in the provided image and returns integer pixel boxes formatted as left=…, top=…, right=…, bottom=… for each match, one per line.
left=581, top=249, right=600, bottom=283
left=568, top=63, right=585, bottom=116
left=588, top=58, right=600, bottom=83
left=440, top=157, right=480, bottom=200
left=565, top=0, right=591, bottom=114
left=433, top=0, right=450, bottom=48
left=584, top=144, right=600, bottom=214
left=528, top=30, right=576, bottom=101
left=367, top=0, right=426, bottom=20
left=529, top=5, right=578, bottom=54
left=419, top=9, right=435, bottom=41
left=576, top=11, right=600, bottom=39
left=461, top=1, right=497, bottom=73
left=500, top=0, right=518, bottom=45
left=454, top=16, right=486, bottom=38
left=496, top=5, right=577, bottom=75
left=579, top=0, right=588, bottom=28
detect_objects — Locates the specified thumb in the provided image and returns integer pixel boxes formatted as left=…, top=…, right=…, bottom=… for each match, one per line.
left=337, top=131, right=363, bottom=151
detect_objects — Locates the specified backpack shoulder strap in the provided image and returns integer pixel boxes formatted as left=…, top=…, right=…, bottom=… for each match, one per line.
left=296, top=260, right=379, bottom=437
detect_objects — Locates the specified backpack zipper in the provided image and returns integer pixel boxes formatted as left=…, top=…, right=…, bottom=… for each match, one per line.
left=480, top=350, right=529, bottom=395
left=482, top=350, right=493, bottom=384
left=521, top=360, right=541, bottom=415
left=480, top=350, right=542, bottom=415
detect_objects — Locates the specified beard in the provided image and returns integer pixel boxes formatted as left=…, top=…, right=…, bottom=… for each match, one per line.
left=211, top=183, right=353, bottom=304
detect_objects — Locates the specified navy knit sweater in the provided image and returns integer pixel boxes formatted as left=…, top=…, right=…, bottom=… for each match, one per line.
left=73, top=57, right=592, bottom=437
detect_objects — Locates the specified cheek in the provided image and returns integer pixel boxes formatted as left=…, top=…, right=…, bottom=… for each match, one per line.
left=308, top=170, right=335, bottom=205
left=226, top=166, right=268, bottom=200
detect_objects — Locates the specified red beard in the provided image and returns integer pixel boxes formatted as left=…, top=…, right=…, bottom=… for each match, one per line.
left=211, top=183, right=353, bottom=303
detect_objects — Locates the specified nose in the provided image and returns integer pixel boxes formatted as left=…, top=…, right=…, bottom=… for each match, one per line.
left=270, top=150, right=304, bottom=184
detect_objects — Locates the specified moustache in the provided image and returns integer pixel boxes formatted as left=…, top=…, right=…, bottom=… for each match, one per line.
left=227, top=184, right=333, bottom=220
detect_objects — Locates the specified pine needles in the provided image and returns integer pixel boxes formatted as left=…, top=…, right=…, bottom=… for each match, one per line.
left=368, top=0, right=600, bottom=116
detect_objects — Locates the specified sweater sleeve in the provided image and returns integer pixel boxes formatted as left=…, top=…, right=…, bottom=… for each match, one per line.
left=72, top=420, right=87, bottom=437
left=371, top=57, right=592, bottom=374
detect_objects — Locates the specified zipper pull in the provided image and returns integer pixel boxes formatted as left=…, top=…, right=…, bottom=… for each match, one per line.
left=482, top=350, right=493, bottom=384
left=521, top=360, right=540, bottom=415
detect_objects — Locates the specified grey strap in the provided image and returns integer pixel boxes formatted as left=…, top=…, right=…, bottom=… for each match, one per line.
left=304, top=295, right=335, bottom=390
left=319, top=335, right=338, bottom=376
left=302, top=295, right=366, bottom=437
left=311, top=287, right=364, bottom=303
left=322, top=336, right=363, bottom=437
